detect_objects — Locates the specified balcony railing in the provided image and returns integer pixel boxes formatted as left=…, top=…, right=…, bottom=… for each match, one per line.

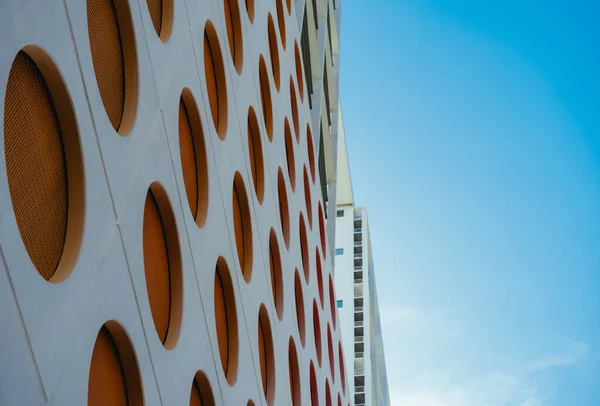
left=354, top=368, right=365, bottom=375
left=354, top=228, right=362, bottom=233
left=354, top=306, right=363, bottom=312
left=355, top=352, right=364, bottom=359
left=354, top=321, right=363, bottom=327
left=355, top=386, right=365, bottom=393
left=354, top=336, right=363, bottom=343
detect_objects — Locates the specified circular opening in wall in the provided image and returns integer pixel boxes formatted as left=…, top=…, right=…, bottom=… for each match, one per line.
left=87, top=0, right=138, bottom=135
left=284, top=118, right=296, bottom=190
left=145, top=0, right=174, bottom=41
left=329, top=274, right=336, bottom=328
left=294, top=269, right=306, bottom=346
left=214, top=257, right=239, bottom=385
left=245, top=0, right=255, bottom=23
left=303, top=165, right=313, bottom=228
left=88, top=322, right=143, bottom=406
left=339, top=342, right=346, bottom=395
left=179, top=88, right=209, bottom=227
left=338, top=393, right=342, bottom=406
left=286, top=0, right=292, bottom=14
left=233, top=172, right=253, bottom=282
left=277, top=168, right=290, bottom=249
left=204, top=21, right=228, bottom=139
left=143, top=183, right=183, bottom=349
left=310, top=361, right=318, bottom=406
left=247, top=106, right=265, bottom=204
left=316, top=248, right=324, bottom=309
left=327, top=324, right=335, bottom=381
left=289, top=77, right=299, bottom=141
left=318, top=202, right=326, bottom=258
left=190, top=370, right=215, bottom=406
left=276, top=0, right=287, bottom=49
left=258, top=55, right=273, bottom=141
left=224, top=0, right=243, bottom=74
left=4, top=48, right=84, bottom=283
left=294, top=41, right=304, bottom=102
left=258, top=304, right=275, bottom=406
left=313, top=299, right=322, bottom=367
left=268, top=229, right=284, bottom=319
left=267, top=13, right=281, bottom=92
left=306, top=125, right=316, bottom=183
left=326, top=380, right=332, bottom=406
left=299, top=213, right=309, bottom=281
left=288, top=337, right=301, bottom=406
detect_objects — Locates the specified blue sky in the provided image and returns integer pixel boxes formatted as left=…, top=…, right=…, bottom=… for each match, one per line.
left=338, top=1, right=600, bottom=404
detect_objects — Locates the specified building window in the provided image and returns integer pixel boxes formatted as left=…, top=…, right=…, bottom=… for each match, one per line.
left=336, top=209, right=344, bottom=217
left=335, top=248, right=343, bottom=255
left=337, top=300, right=343, bottom=308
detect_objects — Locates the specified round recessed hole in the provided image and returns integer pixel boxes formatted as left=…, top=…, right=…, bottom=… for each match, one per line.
left=4, top=48, right=84, bottom=283
left=204, top=21, right=228, bottom=139
left=275, top=0, right=287, bottom=49
left=294, top=269, right=306, bottom=347
left=258, top=304, right=275, bottom=406
left=286, top=0, right=292, bottom=14
left=327, top=324, right=334, bottom=381
left=306, top=124, right=316, bottom=183
left=316, top=248, right=324, bottom=309
left=318, top=202, right=326, bottom=258
left=245, top=0, right=255, bottom=23
left=290, top=77, right=299, bottom=141
left=267, top=13, right=281, bottom=92
left=145, top=0, right=173, bottom=41
left=268, top=229, right=284, bottom=319
left=247, top=106, right=265, bottom=204
left=338, top=393, right=342, bottom=406
left=258, top=55, right=273, bottom=141
left=294, top=41, right=304, bottom=102
left=214, top=257, right=239, bottom=385
left=288, top=338, right=301, bottom=406
left=88, top=322, right=143, bottom=406
left=87, top=0, right=138, bottom=134
left=190, top=371, right=215, bottom=406
left=299, top=213, right=309, bottom=281
left=284, top=118, right=296, bottom=190
left=326, top=380, right=332, bottom=406
left=224, top=0, right=243, bottom=74
left=143, top=184, right=183, bottom=349
left=329, top=274, right=337, bottom=328
left=310, top=361, right=318, bottom=406
left=303, top=165, right=313, bottom=228
left=277, top=168, right=290, bottom=249
left=233, top=172, right=253, bottom=282
left=179, top=88, right=209, bottom=227
left=339, top=342, right=346, bottom=395
left=313, top=299, right=322, bottom=367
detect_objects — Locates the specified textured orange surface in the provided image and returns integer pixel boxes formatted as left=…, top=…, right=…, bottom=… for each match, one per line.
left=4, top=51, right=68, bottom=281
left=214, top=270, right=229, bottom=376
left=204, top=33, right=220, bottom=132
left=179, top=99, right=198, bottom=219
left=258, top=319, right=267, bottom=396
left=232, top=184, right=246, bottom=275
left=88, top=327, right=128, bottom=406
left=146, top=0, right=163, bottom=36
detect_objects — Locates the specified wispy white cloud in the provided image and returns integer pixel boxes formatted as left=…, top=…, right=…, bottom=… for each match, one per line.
left=526, top=341, right=589, bottom=372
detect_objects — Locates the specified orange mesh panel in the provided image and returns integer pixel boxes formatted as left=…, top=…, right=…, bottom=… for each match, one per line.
left=232, top=185, right=245, bottom=274
left=258, top=320, right=267, bottom=396
left=204, top=33, right=219, bottom=130
left=143, top=191, right=171, bottom=343
left=214, top=270, right=229, bottom=375
left=4, top=51, right=68, bottom=281
left=190, top=380, right=203, bottom=406
left=224, top=0, right=236, bottom=60
left=88, top=327, right=128, bottom=406
left=269, top=241, right=276, bottom=302
left=87, top=0, right=125, bottom=131
left=179, top=99, right=198, bottom=219
left=146, top=0, right=163, bottom=36
left=247, top=118, right=258, bottom=189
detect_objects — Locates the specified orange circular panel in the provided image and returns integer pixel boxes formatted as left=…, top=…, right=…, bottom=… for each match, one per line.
left=312, top=300, right=322, bottom=367
left=4, top=49, right=84, bottom=283
left=294, top=41, right=304, bottom=102
left=310, top=361, right=318, bottom=406
left=288, top=338, right=301, bottom=406
left=245, top=0, right=255, bottom=23
left=299, top=213, right=309, bottom=281
left=275, top=0, right=287, bottom=49
left=327, top=324, right=334, bottom=381
left=277, top=168, right=290, bottom=249
left=179, top=89, right=209, bottom=227
left=204, top=21, right=228, bottom=139
left=289, top=77, right=299, bottom=141
left=233, top=172, right=253, bottom=282
left=224, top=0, right=243, bottom=74
left=294, top=269, right=306, bottom=347
left=325, top=380, right=332, bottom=406
left=146, top=0, right=173, bottom=41
left=88, top=322, right=143, bottom=406
left=329, top=274, right=336, bottom=328
left=258, top=55, right=273, bottom=141
left=258, top=304, right=275, bottom=406
left=286, top=0, right=292, bottom=14
left=303, top=165, right=313, bottom=228
left=190, top=371, right=215, bottom=406
left=143, top=184, right=183, bottom=349
left=267, top=14, right=281, bottom=91
left=214, top=257, right=239, bottom=385
left=247, top=106, right=265, bottom=204
left=268, top=229, right=284, bottom=319
left=316, top=248, right=324, bottom=308
left=339, top=342, right=346, bottom=395
left=284, top=118, right=296, bottom=190
left=306, top=125, right=316, bottom=183
left=318, top=202, right=326, bottom=258
left=87, top=0, right=138, bottom=134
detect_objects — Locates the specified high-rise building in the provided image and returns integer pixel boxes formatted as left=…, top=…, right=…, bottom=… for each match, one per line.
left=0, top=0, right=349, bottom=405
left=333, top=115, right=390, bottom=406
